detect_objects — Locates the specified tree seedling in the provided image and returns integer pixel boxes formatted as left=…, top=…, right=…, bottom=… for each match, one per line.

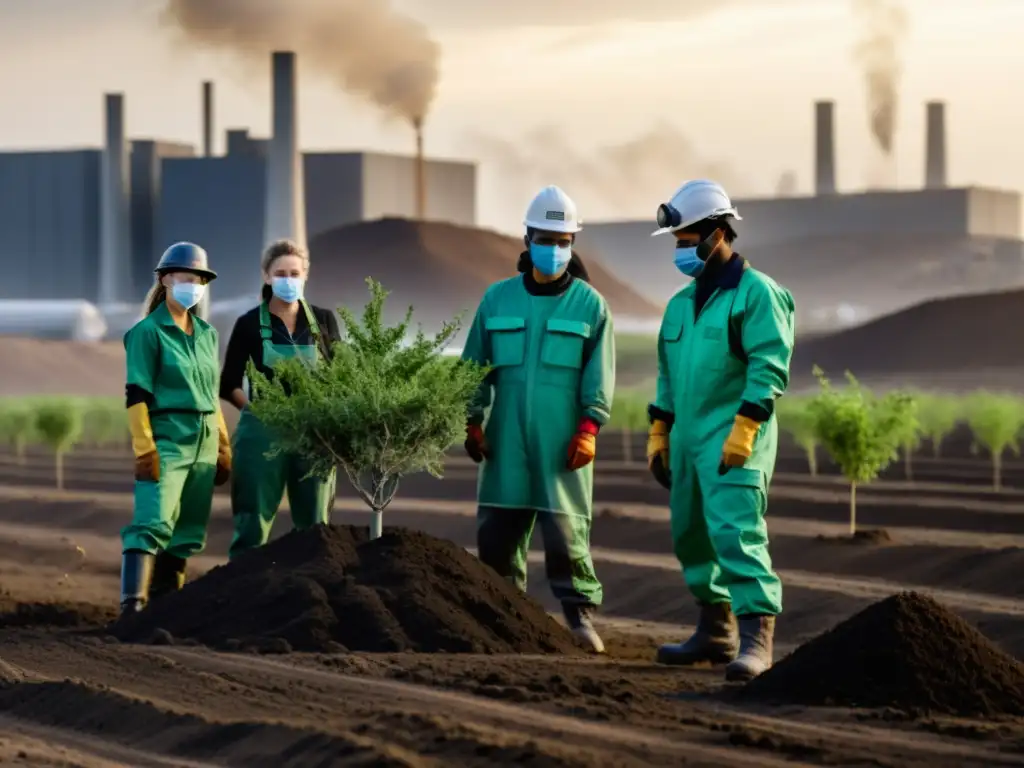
left=963, top=392, right=1024, bottom=492
left=247, top=278, right=487, bottom=539
left=34, top=400, right=84, bottom=490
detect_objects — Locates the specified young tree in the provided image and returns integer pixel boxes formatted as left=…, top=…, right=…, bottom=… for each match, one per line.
left=34, top=399, right=84, bottom=490
left=896, top=390, right=925, bottom=482
left=0, top=401, right=36, bottom=465
left=916, top=393, right=961, bottom=459
left=247, top=278, right=488, bottom=539
left=775, top=395, right=820, bottom=476
left=609, top=391, right=649, bottom=464
left=964, top=392, right=1024, bottom=492
left=807, top=368, right=917, bottom=535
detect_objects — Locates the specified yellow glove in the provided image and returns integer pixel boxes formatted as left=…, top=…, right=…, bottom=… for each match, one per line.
left=721, top=414, right=761, bottom=468
left=215, top=409, right=232, bottom=486
left=646, top=419, right=671, bottom=489
left=128, top=402, right=160, bottom=482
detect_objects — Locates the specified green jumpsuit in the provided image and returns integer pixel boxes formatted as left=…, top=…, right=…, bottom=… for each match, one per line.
left=228, top=300, right=336, bottom=559
left=461, top=276, right=615, bottom=607
left=122, top=302, right=220, bottom=557
left=653, top=265, right=795, bottom=616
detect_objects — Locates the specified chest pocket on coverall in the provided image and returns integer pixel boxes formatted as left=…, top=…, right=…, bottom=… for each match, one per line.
left=486, top=316, right=527, bottom=375
left=540, top=319, right=590, bottom=388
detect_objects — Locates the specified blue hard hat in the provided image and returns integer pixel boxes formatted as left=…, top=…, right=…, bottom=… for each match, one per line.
left=155, top=242, right=217, bottom=281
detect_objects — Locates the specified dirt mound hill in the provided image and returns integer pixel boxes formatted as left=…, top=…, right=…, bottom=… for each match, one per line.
left=791, top=286, right=1024, bottom=378
left=114, top=524, right=583, bottom=655
left=742, top=592, right=1024, bottom=717
left=306, top=218, right=661, bottom=332
left=0, top=337, right=125, bottom=397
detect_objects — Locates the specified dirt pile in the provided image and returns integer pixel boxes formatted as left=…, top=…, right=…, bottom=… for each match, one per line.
left=792, top=286, right=1024, bottom=377
left=743, top=592, right=1024, bottom=716
left=306, top=218, right=661, bottom=332
left=114, top=524, right=583, bottom=655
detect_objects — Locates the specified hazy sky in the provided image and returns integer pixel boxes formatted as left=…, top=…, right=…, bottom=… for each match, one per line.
left=0, top=0, right=1021, bottom=233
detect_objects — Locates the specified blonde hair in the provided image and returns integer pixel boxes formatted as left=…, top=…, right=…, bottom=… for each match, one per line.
left=142, top=281, right=167, bottom=316
left=261, top=239, right=310, bottom=301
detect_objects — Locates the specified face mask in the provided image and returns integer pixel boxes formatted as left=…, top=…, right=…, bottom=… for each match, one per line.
left=171, top=282, right=205, bottom=309
left=271, top=276, right=304, bottom=303
left=673, top=245, right=706, bottom=278
left=530, top=242, right=572, bottom=277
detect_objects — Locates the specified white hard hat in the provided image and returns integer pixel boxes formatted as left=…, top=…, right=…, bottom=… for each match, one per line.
left=524, top=185, right=582, bottom=234
left=651, top=179, right=741, bottom=237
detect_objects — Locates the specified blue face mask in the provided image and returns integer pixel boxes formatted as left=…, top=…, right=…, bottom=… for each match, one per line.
left=171, top=282, right=205, bottom=309
left=673, top=245, right=706, bottom=278
left=530, top=242, right=572, bottom=277
left=271, top=276, right=304, bottom=303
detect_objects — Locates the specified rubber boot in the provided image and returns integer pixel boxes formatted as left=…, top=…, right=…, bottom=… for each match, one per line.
left=725, top=615, right=775, bottom=682
left=657, top=601, right=739, bottom=665
left=150, top=552, right=187, bottom=599
left=563, top=603, right=605, bottom=654
left=119, top=550, right=155, bottom=617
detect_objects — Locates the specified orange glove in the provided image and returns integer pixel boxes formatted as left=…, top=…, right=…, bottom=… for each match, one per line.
left=567, top=418, right=599, bottom=471
left=465, top=424, right=489, bottom=463
left=720, top=414, right=761, bottom=471
left=135, top=451, right=160, bottom=482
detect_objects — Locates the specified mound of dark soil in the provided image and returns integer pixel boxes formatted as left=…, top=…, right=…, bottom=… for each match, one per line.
left=114, top=525, right=582, bottom=655
left=742, top=592, right=1024, bottom=717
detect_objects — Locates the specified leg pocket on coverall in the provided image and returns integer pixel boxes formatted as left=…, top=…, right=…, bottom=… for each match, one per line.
left=704, top=466, right=781, bottom=615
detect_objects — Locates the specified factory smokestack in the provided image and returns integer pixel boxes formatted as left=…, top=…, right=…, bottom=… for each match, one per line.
left=99, top=93, right=129, bottom=306
left=814, top=100, right=836, bottom=195
left=264, top=51, right=306, bottom=249
left=414, top=119, right=425, bottom=220
left=924, top=101, right=946, bottom=189
left=202, top=80, right=214, bottom=157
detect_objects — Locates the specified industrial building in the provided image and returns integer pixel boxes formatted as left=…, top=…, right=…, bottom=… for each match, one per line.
left=578, top=100, right=1024, bottom=330
left=0, top=51, right=478, bottom=307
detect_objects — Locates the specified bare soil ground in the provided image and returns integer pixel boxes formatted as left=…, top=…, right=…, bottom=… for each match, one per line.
left=0, top=448, right=1022, bottom=766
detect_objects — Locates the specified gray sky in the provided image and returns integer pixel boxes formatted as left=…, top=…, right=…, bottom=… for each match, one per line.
left=0, top=0, right=1021, bottom=233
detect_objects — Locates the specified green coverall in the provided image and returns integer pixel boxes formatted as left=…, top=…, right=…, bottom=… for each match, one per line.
left=653, top=266, right=795, bottom=616
left=228, top=300, right=336, bottom=559
left=461, top=276, right=615, bottom=607
left=122, top=302, right=220, bottom=558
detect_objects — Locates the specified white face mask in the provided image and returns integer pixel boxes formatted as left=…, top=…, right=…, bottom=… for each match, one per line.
left=171, top=282, right=205, bottom=309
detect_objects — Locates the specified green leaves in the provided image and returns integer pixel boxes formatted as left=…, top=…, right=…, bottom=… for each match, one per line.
left=247, top=278, right=487, bottom=512
left=805, top=367, right=918, bottom=485
left=963, top=391, right=1024, bottom=458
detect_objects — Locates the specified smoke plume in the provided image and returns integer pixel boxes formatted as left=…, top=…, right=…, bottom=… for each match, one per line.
left=469, top=123, right=745, bottom=221
left=851, top=0, right=908, bottom=155
left=162, top=0, right=440, bottom=123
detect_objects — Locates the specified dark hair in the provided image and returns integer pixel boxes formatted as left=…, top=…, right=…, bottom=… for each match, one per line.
left=685, top=215, right=738, bottom=244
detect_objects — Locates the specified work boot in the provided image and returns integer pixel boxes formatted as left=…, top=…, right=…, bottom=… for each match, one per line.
left=119, top=550, right=155, bottom=617
left=150, top=552, right=187, bottom=599
left=657, top=601, right=739, bottom=665
left=563, top=603, right=606, bottom=654
left=725, top=615, right=775, bottom=682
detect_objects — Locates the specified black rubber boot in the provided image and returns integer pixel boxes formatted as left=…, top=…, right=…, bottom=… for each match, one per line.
left=562, top=603, right=605, bottom=654
left=150, top=552, right=187, bottom=599
left=657, top=601, right=739, bottom=665
left=119, top=551, right=155, bottom=617
left=725, top=615, right=775, bottom=682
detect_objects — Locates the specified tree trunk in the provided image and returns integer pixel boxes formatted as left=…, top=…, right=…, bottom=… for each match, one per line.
left=622, top=429, right=633, bottom=464
left=904, top=446, right=914, bottom=482
left=15, top=439, right=24, bottom=466
left=55, top=451, right=64, bottom=491
left=806, top=446, right=818, bottom=477
left=848, top=481, right=857, bottom=536
left=932, top=435, right=942, bottom=458
left=993, top=451, right=1002, bottom=492
left=370, top=509, right=383, bottom=540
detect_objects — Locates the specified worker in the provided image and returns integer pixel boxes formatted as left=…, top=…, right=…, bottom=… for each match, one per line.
left=220, top=239, right=342, bottom=559
left=646, top=179, right=795, bottom=682
left=461, top=185, right=616, bottom=654
left=120, top=242, right=232, bottom=616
